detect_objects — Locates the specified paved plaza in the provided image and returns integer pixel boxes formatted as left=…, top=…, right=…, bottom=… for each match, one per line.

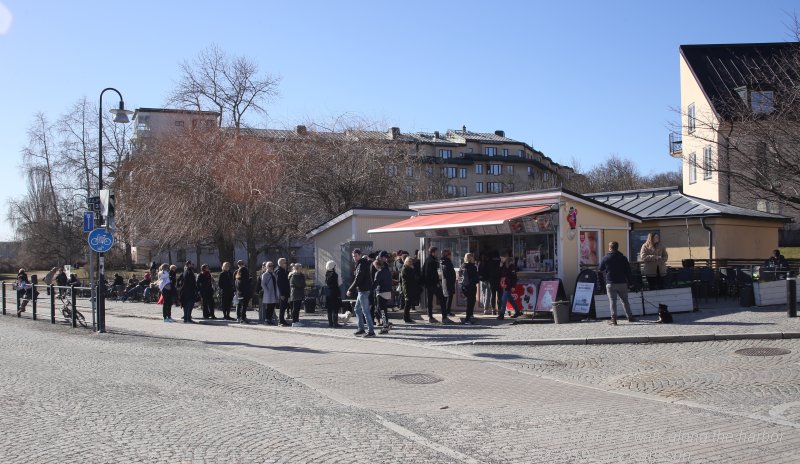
left=2, top=296, right=800, bottom=463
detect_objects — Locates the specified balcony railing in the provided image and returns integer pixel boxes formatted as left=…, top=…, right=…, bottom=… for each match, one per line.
left=669, top=132, right=682, bottom=158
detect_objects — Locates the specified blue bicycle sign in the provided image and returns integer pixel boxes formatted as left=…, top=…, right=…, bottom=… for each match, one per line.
left=88, top=228, right=114, bottom=252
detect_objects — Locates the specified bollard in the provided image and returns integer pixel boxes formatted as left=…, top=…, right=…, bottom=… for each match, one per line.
left=32, top=287, right=37, bottom=321
left=71, top=284, right=77, bottom=328
left=50, top=285, right=56, bottom=324
left=788, top=278, right=797, bottom=318
left=16, top=285, right=20, bottom=317
left=2, top=281, right=5, bottom=315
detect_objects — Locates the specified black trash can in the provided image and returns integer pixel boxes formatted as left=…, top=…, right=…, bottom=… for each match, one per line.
left=682, top=259, right=695, bottom=269
left=739, top=284, right=754, bottom=307
left=303, top=297, right=316, bottom=313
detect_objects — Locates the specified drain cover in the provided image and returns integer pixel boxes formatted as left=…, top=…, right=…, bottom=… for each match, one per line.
left=735, top=347, right=791, bottom=357
left=391, top=373, right=443, bottom=385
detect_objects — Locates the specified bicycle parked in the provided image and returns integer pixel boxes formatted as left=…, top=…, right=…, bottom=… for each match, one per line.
left=57, top=292, right=87, bottom=328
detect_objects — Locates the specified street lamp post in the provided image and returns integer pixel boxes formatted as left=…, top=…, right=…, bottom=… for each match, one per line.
left=96, top=88, right=132, bottom=333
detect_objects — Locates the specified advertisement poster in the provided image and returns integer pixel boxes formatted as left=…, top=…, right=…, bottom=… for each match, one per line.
left=506, top=281, right=539, bottom=313
left=535, top=280, right=560, bottom=311
left=572, top=282, right=595, bottom=314
left=579, top=230, right=600, bottom=266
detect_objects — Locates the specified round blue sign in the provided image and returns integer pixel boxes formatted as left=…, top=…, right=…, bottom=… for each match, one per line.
left=88, top=228, right=114, bottom=252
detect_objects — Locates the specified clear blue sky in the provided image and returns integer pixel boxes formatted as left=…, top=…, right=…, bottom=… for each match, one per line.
left=1, top=0, right=797, bottom=240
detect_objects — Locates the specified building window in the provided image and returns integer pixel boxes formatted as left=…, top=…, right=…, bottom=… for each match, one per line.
left=487, top=182, right=503, bottom=193
left=506, top=165, right=514, bottom=175
left=703, top=146, right=712, bottom=179
left=488, top=164, right=501, bottom=175
left=485, top=147, right=497, bottom=156
left=439, top=149, right=452, bottom=159
left=518, top=149, right=524, bottom=157
left=689, top=152, right=697, bottom=184
left=386, top=165, right=397, bottom=177
left=687, top=103, right=696, bottom=133
left=508, top=183, right=514, bottom=192
left=527, top=166, right=534, bottom=176
left=501, top=148, right=509, bottom=157
left=751, top=90, right=775, bottom=113
left=475, top=182, right=484, bottom=193
left=406, top=166, right=414, bottom=177
left=459, top=186, right=468, bottom=197
left=174, top=120, right=185, bottom=127
left=441, top=167, right=456, bottom=178
left=543, top=171, right=550, bottom=183
left=459, top=168, right=467, bottom=179
left=445, top=185, right=457, bottom=196
left=475, top=164, right=484, bottom=174
left=425, top=167, right=433, bottom=177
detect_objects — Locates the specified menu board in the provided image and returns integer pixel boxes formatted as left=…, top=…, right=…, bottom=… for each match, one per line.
left=572, top=282, right=594, bottom=314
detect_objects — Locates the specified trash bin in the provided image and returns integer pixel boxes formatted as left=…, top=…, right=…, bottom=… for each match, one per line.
left=552, top=301, right=571, bottom=324
left=738, top=284, right=754, bottom=307
left=303, top=297, right=316, bottom=313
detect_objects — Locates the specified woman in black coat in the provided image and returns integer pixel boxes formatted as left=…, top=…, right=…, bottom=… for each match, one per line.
left=461, top=253, right=480, bottom=324
left=217, top=262, right=235, bottom=321
left=399, top=257, right=421, bottom=323
left=324, top=261, right=342, bottom=328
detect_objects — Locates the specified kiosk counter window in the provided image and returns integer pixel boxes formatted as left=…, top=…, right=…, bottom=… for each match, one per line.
left=513, top=233, right=557, bottom=274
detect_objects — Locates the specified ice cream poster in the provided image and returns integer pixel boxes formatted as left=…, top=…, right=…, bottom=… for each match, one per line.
left=535, top=280, right=560, bottom=311
left=506, top=282, right=538, bottom=313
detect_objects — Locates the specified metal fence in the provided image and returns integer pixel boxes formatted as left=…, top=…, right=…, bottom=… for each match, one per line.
left=1, top=282, right=95, bottom=330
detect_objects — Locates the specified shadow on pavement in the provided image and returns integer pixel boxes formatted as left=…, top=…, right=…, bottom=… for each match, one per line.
left=204, top=341, right=326, bottom=353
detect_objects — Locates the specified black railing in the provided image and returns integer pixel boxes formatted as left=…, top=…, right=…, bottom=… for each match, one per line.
left=669, top=132, right=682, bottom=157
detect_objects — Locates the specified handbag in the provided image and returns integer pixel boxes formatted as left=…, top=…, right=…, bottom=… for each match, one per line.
left=379, top=291, right=392, bottom=300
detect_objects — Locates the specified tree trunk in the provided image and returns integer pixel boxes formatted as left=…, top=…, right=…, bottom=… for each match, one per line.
left=215, top=235, right=234, bottom=266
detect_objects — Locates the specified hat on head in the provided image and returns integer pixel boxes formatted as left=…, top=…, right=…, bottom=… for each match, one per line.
left=379, top=250, right=390, bottom=259
left=325, top=261, right=336, bottom=271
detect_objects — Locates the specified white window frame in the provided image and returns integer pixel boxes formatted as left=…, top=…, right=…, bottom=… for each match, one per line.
left=406, top=166, right=414, bottom=177
left=689, top=152, right=697, bottom=184
left=703, top=146, right=712, bottom=180
left=501, top=148, right=509, bottom=157
left=488, top=164, right=501, bottom=176
left=459, top=186, right=468, bottom=197
left=475, top=182, right=484, bottom=193
left=475, top=164, right=484, bottom=174
left=487, top=182, right=503, bottom=193
left=688, top=103, right=696, bottom=134
left=485, top=147, right=497, bottom=157
left=441, top=167, right=456, bottom=179
left=459, top=168, right=467, bottom=179
left=439, top=149, right=452, bottom=159
left=506, top=165, right=514, bottom=175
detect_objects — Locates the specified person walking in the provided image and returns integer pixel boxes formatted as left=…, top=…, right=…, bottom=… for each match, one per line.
left=197, top=264, right=217, bottom=319
left=599, top=241, right=635, bottom=325
left=639, top=233, right=668, bottom=290
left=288, top=263, right=306, bottom=325
left=422, top=247, right=449, bottom=323
left=179, top=260, right=197, bottom=323
left=235, top=260, right=252, bottom=324
left=324, top=261, right=342, bottom=328
left=441, top=249, right=457, bottom=318
left=275, top=258, right=291, bottom=326
left=43, top=267, right=57, bottom=296
left=157, top=264, right=175, bottom=322
left=218, top=262, right=235, bottom=321
left=16, top=269, right=31, bottom=316
left=399, top=257, right=420, bottom=323
left=461, top=253, right=479, bottom=324
left=260, top=262, right=279, bottom=324
left=347, top=248, right=375, bottom=337
left=497, top=252, right=522, bottom=319
left=372, top=258, right=393, bottom=334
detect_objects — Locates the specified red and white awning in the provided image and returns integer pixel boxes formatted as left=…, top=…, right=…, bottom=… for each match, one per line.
left=368, top=205, right=551, bottom=233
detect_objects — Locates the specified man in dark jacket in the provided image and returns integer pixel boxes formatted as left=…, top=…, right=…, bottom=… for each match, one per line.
left=275, top=258, right=291, bottom=326
left=179, top=260, right=197, bottom=323
left=347, top=248, right=375, bottom=337
left=235, top=260, right=252, bottom=324
left=421, top=247, right=448, bottom=323
left=598, top=241, right=635, bottom=325
left=218, top=262, right=235, bottom=320
left=441, top=249, right=457, bottom=318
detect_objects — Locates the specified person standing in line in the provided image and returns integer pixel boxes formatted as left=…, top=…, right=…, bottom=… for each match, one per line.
left=372, top=258, right=392, bottom=334
left=260, top=261, right=279, bottom=324
left=324, top=261, right=342, bottom=328
left=157, top=264, right=175, bottom=322
left=43, top=267, right=57, bottom=296
left=218, top=262, right=235, bottom=321
left=477, top=253, right=491, bottom=315
left=168, top=265, right=178, bottom=308
left=234, top=260, right=252, bottom=324
left=347, top=248, right=375, bottom=337
left=275, top=258, right=291, bottom=326
left=179, top=260, right=197, bottom=324
left=461, top=253, right=479, bottom=325
left=599, top=241, right=636, bottom=325
left=497, top=252, right=522, bottom=320
left=440, top=249, right=457, bottom=318
left=392, top=250, right=406, bottom=308
left=421, top=246, right=449, bottom=323
left=488, top=249, right=501, bottom=316
left=399, top=257, right=420, bottom=323
left=288, top=263, right=306, bottom=325
left=197, top=264, right=217, bottom=319
left=639, top=233, right=668, bottom=290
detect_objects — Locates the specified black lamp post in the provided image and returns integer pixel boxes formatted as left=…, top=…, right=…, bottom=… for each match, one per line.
left=96, top=88, right=132, bottom=333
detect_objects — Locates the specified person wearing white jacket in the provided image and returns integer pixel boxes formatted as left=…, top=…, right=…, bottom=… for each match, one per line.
left=260, top=262, right=279, bottom=324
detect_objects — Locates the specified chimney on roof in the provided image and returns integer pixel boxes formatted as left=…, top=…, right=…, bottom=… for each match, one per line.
left=495, top=130, right=505, bottom=137
left=462, top=125, right=467, bottom=133
left=434, top=131, right=440, bottom=139
left=296, top=125, right=307, bottom=135
left=390, top=127, right=400, bottom=139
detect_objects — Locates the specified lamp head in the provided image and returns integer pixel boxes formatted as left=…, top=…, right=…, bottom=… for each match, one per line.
left=110, top=101, right=134, bottom=124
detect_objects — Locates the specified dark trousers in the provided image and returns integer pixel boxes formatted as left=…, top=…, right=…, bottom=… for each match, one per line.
left=425, top=285, right=446, bottom=318
left=182, top=300, right=193, bottom=322
left=221, top=291, right=233, bottom=318
left=465, top=287, right=476, bottom=321
left=444, top=292, right=454, bottom=314
left=647, top=268, right=664, bottom=290
left=201, top=293, right=215, bottom=318
left=489, top=281, right=501, bottom=311
left=278, top=297, right=289, bottom=323
left=261, top=303, right=276, bottom=323
left=237, top=296, right=251, bottom=321
left=162, top=288, right=172, bottom=319
left=377, top=296, right=389, bottom=328
left=291, top=300, right=302, bottom=322
left=326, top=297, right=340, bottom=326
left=402, top=296, right=416, bottom=321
